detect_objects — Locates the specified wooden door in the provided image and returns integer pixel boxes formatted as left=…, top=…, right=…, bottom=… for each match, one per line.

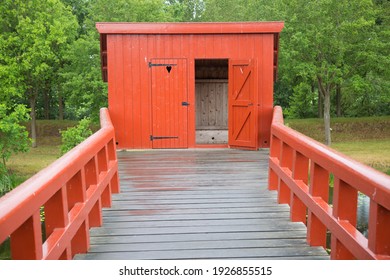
left=151, top=58, right=188, bottom=148
left=228, top=60, right=258, bottom=149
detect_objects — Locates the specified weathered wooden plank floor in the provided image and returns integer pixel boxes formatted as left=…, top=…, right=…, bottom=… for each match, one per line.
left=75, top=149, right=329, bottom=260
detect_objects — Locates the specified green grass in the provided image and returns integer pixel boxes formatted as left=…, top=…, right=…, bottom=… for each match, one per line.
left=286, top=115, right=390, bottom=143
left=7, top=145, right=61, bottom=181
left=332, top=140, right=390, bottom=175
left=286, top=116, right=390, bottom=175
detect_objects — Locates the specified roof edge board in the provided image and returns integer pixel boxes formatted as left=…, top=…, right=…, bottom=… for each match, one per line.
left=96, top=22, right=284, bottom=35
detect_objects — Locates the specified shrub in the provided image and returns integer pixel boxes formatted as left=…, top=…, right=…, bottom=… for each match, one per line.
left=60, top=117, right=93, bottom=155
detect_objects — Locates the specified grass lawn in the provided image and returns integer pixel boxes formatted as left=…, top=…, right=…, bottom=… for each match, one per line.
left=7, top=143, right=61, bottom=183
left=287, top=116, right=390, bottom=175
left=332, top=140, right=390, bottom=175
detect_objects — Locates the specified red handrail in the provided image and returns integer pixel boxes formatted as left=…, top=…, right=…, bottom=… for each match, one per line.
left=268, top=106, right=390, bottom=259
left=0, top=108, right=120, bottom=260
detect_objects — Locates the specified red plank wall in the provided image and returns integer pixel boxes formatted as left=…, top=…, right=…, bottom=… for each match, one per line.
left=98, top=23, right=284, bottom=150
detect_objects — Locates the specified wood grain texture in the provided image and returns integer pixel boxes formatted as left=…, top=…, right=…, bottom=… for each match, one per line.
left=75, top=149, right=329, bottom=260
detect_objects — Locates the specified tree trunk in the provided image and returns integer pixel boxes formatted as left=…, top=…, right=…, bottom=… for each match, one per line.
left=318, top=77, right=331, bottom=146
left=58, top=90, right=64, bottom=120
left=323, top=90, right=331, bottom=146
left=318, top=89, right=323, bottom=118
left=44, top=90, right=50, bottom=119
left=336, top=84, right=342, bottom=117
left=30, top=94, right=37, bottom=148
left=43, top=80, right=52, bottom=119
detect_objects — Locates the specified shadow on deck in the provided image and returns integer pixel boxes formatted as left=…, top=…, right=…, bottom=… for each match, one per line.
left=75, top=149, right=329, bottom=260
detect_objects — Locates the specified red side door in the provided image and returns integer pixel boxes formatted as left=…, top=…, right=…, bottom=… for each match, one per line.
left=151, top=58, right=188, bottom=149
left=228, top=60, right=258, bottom=149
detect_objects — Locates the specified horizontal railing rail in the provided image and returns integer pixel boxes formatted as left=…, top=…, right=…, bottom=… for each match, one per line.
left=0, top=108, right=119, bottom=260
left=268, top=106, right=390, bottom=260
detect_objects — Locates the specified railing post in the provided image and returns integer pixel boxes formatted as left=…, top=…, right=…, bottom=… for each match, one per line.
left=85, top=157, right=102, bottom=228
left=10, top=211, right=43, bottom=260
left=291, top=151, right=309, bottom=224
left=278, top=143, right=293, bottom=204
left=268, top=135, right=281, bottom=191
left=368, top=201, right=390, bottom=256
left=331, top=178, right=357, bottom=259
left=307, top=162, right=329, bottom=248
left=44, top=186, right=69, bottom=238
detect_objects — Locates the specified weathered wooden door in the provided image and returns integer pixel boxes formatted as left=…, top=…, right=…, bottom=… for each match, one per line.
left=228, top=60, right=258, bottom=149
left=150, top=58, right=188, bottom=148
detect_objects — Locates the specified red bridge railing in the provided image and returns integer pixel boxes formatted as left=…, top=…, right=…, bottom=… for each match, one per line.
left=268, top=106, right=390, bottom=259
left=0, top=108, right=119, bottom=260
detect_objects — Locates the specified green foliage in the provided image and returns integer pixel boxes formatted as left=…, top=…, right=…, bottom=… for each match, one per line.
left=0, top=103, right=30, bottom=196
left=1, top=0, right=389, bottom=129
left=0, top=103, right=31, bottom=166
left=0, top=165, right=13, bottom=197
left=285, top=83, right=318, bottom=118
left=60, top=118, right=93, bottom=155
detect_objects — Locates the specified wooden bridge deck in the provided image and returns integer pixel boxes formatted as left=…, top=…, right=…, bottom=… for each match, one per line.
left=75, top=149, right=329, bottom=260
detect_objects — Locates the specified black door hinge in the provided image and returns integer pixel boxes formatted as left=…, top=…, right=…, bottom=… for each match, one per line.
left=150, top=135, right=179, bottom=141
left=181, top=102, right=190, bottom=106
left=149, top=62, right=177, bottom=68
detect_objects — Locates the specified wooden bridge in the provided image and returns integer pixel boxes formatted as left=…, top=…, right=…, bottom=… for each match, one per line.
left=1, top=107, right=389, bottom=260
left=75, top=149, right=328, bottom=260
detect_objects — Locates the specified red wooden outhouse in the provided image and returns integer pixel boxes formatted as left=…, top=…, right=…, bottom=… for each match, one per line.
left=96, top=22, right=284, bottom=150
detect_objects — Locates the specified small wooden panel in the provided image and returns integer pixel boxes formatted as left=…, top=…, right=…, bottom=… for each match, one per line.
left=195, top=79, right=228, bottom=130
left=75, top=150, right=329, bottom=260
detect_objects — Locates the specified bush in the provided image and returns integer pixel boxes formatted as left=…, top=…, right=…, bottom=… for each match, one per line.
left=0, top=103, right=30, bottom=166
left=60, top=118, right=93, bottom=155
left=0, top=165, right=12, bottom=197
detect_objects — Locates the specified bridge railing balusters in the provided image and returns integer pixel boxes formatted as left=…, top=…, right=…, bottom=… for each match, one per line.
left=0, top=108, right=119, bottom=260
left=269, top=105, right=390, bottom=260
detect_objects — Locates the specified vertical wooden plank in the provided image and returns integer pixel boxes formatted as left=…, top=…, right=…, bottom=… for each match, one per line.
left=260, top=34, right=274, bottom=148
left=269, top=135, right=281, bottom=159
left=59, top=247, right=72, bottom=260
left=88, top=199, right=102, bottom=228
left=85, top=157, right=98, bottom=189
left=187, top=34, right=196, bottom=148
left=101, top=184, right=112, bottom=208
left=71, top=220, right=89, bottom=256
left=330, top=238, right=355, bottom=260
left=107, top=139, right=116, bottom=161
left=139, top=35, right=151, bottom=148
left=278, top=143, right=293, bottom=204
left=268, top=168, right=278, bottom=191
left=10, top=212, right=43, bottom=260
left=44, top=186, right=69, bottom=238
left=123, top=35, right=134, bottom=148
left=291, top=151, right=309, bottom=223
left=113, top=35, right=126, bottom=149
left=131, top=35, right=142, bottom=148
left=107, top=35, right=123, bottom=149
left=307, top=162, right=329, bottom=248
left=255, top=35, right=264, bottom=147
left=110, top=172, right=120, bottom=194
left=368, top=201, right=390, bottom=255
left=278, top=180, right=290, bottom=204
left=66, top=170, right=86, bottom=211
left=97, top=147, right=108, bottom=174
left=332, top=178, right=358, bottom=226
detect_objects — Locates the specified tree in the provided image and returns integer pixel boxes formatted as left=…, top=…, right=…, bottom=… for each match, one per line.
left=274, top=0, right=385, bottom=145
left=0, top=104, right=31, bottom=167
left=0, top=0, right=78, bottom=147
